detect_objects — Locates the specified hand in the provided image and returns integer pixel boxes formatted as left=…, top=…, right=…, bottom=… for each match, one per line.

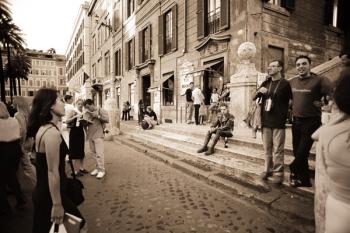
left=258, top=87, right=268, bottom=94
left=209, top=127, right=217, bottom=133
left=51, top=204, right=64, bottom=224
left=313, top=101, right=323, bottom=108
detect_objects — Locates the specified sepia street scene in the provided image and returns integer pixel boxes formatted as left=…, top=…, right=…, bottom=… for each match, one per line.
left=0, top=0, right=349, bottom=233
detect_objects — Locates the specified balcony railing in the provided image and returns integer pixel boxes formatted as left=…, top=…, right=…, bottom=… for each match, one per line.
left=207, top=9, right=221, bottom=34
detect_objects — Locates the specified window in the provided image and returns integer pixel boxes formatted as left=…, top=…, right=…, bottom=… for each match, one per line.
left=105, top=51, right=110, bottom=76
left=114, top=49, right=122, bottom=76
left=28, top=91, right=34, bottom=96
left=29, top=80, right=33, bottom=86
left=139, top=25, right=152, bottom=63
left=264, top=0, right=295, bottom=10
left=325, top=0, right=345, bottom=29
left=113, top=1, right=121, bottom=31
left=21, top=91, right=26, bottom=96
left=163, top=75, right=174, bottom=106
left=59, top=68, right=64, bottom=75
left=116, top=87, right=120, bottom=109
left=43, top=81, right=47, bottom=86
left=104, top=88, right=110, bottom=100
left=36, top=80, right=40, bottom=86
left=129, top=82, right=135, bottom=106
left=207, top=0, right=221, bottom=34
left=127, top=0, right=135, bottom=18
left=92, top=63, right=96, bottom=78
left=126, top=38, right=135, bottom=70
left=197, top=0, right=229, bottom=39
left=158, top=5, right=177, bottom=56
left=59, top=78, right=65, bottom=85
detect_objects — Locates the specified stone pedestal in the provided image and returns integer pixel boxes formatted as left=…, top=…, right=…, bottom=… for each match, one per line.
left=229, top=42, right=259, bottom=127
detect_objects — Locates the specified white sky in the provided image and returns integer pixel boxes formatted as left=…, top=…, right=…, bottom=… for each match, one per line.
left=10, top=0, right=88, bottom=55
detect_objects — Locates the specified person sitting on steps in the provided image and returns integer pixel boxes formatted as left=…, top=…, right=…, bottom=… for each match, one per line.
left=197, top=103, right=234, bottom=156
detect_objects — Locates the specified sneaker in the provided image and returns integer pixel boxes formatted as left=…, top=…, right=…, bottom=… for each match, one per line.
left=289, top=178, right=312, bottom=188
left=260, top=172, right=272, bottom=181
left=197, top=146, right=208, bottom=153
left=96, top=171, right=105, bottom=179
left=79, top=169, right=89, bottom=174
left=270, top=176, right=284, bottom=185
left=90, top=169, right=99, bottom=176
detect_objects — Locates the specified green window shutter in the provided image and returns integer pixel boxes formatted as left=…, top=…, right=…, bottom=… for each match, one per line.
left=125, top=42, right=129, bottom=70
left=147, top=24, right=152, bottom=59
left=158, top=14, right=164, bottom=56
left=171, top=4, right=178, bottom=51
left=139, top=30, right=144, bottom=63
left=220, top=0, right=230, bottom=30
left=197, top=0, right=206, bottom=39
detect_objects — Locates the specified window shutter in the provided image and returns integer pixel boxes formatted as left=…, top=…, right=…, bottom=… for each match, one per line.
left=139, top=30, right=144, bottom=63
left=171, top=4, right=178, bottom=51
left=158, top=14, right=164, bottom=56
left=324, top=0, right=333, bottom=25
left=220, top=0, right=230, bottom=30
left=147, top=25, right=152, bottom=59
left=281, top=0, right=295, bottom=11
left=197, top=0, right=206, bottom=39
left=125, top=42, right=129, bottom=70
left=113, top=9, right=119, bottom=31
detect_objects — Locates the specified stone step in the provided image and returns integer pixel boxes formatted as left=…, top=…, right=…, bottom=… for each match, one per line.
left=141, top=128, right=316, bottom=176
left=124, top=129, right=314, bottom=199
left=155, top=124, right=316, bottom=161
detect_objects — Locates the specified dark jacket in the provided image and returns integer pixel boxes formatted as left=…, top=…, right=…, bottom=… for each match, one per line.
left=211, top=113, right=235, bottom=131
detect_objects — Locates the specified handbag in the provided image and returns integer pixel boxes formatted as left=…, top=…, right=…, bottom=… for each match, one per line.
left=49, top=224, right=67, bottom=233
left=66, top=159, right=85, bottom=206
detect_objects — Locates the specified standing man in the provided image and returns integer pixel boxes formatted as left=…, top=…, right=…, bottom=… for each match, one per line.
left=197, top=103, right=234, bottom=156
left=62, top=95, right=75, bottom=145
left=289, top=55, right=332, bottom=187
left=185, top=82, right=194, bottom=124
left=192, top=85, right=205, bottom=125
left=83, top=99, right=109, bottom=179
left=253, top=60, right=292, bottom=184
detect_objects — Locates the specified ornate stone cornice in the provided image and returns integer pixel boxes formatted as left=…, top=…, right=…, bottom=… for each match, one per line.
left=195, top=34, right=231, bottom=51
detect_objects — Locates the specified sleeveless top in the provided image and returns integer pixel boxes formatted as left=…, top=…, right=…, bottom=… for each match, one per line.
left=34, top=123, right=69, bottom=199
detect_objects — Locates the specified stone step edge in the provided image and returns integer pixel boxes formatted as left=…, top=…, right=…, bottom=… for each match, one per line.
left=124, top=131, right=314, bottom=199
left=145, top=129, right=316, bottom=172
left=155, top=125, right=316, bottom=159
left=114, top=136, right=315, bottom=229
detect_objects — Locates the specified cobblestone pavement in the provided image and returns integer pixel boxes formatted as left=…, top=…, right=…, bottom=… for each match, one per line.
left=80, top=141, right=301, bottom=233
left=1, top=140, right=303, bottom=233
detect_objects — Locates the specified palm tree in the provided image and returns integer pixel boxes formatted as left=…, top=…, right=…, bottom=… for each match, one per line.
left=0, top=0, right=12, bottom=102
left=5, top=50, right=31, bottom=95
left=4, top=22, right=25, bottom=99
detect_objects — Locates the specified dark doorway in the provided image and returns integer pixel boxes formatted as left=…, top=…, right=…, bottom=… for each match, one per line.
left=142, top=75, right=151, bottom=107
left=202, top=60, right=224, bottom=105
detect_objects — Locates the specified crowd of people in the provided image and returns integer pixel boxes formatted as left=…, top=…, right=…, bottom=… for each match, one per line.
left=0, top=90, right=110, bottom=232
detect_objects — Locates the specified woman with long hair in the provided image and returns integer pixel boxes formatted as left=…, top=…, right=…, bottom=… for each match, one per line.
left=0, top=101, right=24, bottom=215
left=27, top=88, right=85, bottom=233
left=13, top=96, right=36, bottom=187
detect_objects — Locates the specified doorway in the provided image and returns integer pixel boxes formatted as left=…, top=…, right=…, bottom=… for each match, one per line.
left=202, top=60, right=224, bottom=105
left=142, top=75, right=151, bottom=107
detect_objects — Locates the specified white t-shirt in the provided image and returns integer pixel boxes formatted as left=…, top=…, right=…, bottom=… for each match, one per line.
left=211, top=93, right=219, bottom=103
left=192, top=88, right=204, bottom=105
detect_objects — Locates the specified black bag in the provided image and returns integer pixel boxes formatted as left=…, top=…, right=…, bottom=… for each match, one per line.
left=66, top=159, right=84, bottom=206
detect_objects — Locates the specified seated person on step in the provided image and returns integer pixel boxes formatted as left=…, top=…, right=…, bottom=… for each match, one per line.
left=197, top=102, right=234, bottom=156
left=142, top=106, right=158, bottom=130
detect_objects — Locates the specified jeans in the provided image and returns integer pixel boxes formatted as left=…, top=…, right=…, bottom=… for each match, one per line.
left=194, top=104, right=200, bottom=125
left=89, top=137, right=105, bottom=172
left=290, top=116, right=321, bottom=183
left=203, top=129, right=233, bottom=148
left=186, top=102, right=193, bottom=123
left=262, top=127, right=285, bottom=177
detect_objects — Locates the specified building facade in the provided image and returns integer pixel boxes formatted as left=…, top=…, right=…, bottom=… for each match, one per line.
left=69, top=0, right=346, bottom=123
left=66, top=1, right=91, bottom=100
left=4, top=49, right=68, bottom=98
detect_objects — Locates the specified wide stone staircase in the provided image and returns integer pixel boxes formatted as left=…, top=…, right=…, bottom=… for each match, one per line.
left=115, top=121, right=316, bottom=232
